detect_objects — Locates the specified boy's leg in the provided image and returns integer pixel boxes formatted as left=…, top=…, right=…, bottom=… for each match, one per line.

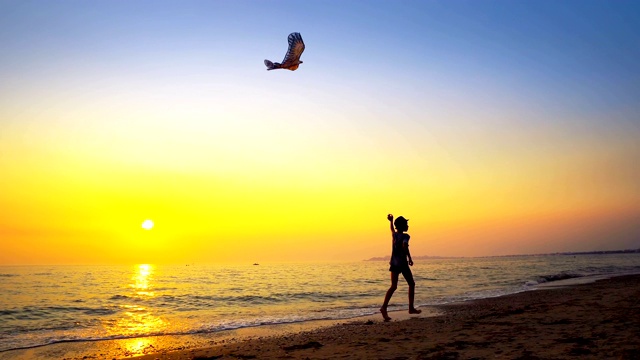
left=401, top=268, right=422, bottom=314
left=380, top=272, right=399, bottom=321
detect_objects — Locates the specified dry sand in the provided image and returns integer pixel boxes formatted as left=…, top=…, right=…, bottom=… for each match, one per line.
left=132, top=274, right=640, bottom=360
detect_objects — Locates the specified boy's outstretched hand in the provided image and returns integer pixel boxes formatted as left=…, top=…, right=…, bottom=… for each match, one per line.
left=387, top=214, right=393, bottom=221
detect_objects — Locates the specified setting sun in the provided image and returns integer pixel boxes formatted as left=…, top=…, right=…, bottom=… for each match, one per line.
left=141, top=220, right=154, bottom=230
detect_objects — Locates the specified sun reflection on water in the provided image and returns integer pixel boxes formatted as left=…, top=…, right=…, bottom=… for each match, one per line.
left=131, top=264, right=155, bottom=297
left=116, top=304, right=166, bottom=333
left=106, top=264, right=168, bottom=357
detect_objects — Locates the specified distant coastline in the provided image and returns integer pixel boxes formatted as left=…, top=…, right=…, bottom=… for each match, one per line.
left=364, top=248, right=640, bottom=261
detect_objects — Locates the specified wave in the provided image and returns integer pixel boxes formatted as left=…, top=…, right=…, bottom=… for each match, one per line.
left=0, top=308, right=379, bottom=353
left=527, top=265, right=640, bottom=286
left=420, top=265, right=640, bottom=307
left=1, top=321, right=89, bottom=337
left=0, top=306, right=117, bottom=320
left=533, top=271, right=584, bottom=284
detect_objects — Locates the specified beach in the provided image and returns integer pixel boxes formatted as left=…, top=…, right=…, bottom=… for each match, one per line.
left=126, top=274, right=640, bottom=360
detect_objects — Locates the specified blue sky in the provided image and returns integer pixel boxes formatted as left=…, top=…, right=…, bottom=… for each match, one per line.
left=2, top=1, right=639, bottom=140
left=2, top=1, right=638, bottom=111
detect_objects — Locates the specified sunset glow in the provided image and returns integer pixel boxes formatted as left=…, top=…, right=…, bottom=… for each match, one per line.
left=0, top=1, right=638, bottom=265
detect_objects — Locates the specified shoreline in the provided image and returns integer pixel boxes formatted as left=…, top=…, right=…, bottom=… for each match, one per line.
left=2, top=274, right=638, bottom=359
left=144, top=275, right=640, bottom=360
left=139, top=274, right=640, bottom=359
left=0, top=308, right=442, bottom=360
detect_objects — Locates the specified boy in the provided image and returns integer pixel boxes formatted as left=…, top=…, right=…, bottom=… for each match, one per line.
left=380, top=214, right=421, bottom=321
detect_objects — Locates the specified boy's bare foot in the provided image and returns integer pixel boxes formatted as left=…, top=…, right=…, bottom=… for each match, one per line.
left=409, top=308, right=422, bottom=314
left=380, top=307, right=391, bottom=321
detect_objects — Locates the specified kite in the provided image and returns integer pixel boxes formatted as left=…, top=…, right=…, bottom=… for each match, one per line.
left=264, top=32, right=305, bottom=71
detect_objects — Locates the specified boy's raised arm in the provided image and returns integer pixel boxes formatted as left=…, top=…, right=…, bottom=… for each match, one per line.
left=387, top=214, right=395, bottom=235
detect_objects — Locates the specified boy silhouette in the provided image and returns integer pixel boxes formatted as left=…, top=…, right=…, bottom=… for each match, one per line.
left=380, top=214, right=421, bottom=321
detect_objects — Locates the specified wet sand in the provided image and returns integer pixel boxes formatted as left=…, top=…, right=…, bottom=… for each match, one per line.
left=132, top=274, right=640, bottom=360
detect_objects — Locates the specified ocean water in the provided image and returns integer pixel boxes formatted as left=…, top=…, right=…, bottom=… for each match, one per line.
left=1, top=253, right=640, bottom=356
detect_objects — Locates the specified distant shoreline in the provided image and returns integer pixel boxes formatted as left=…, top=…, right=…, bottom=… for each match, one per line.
left=364, top=248, right=640, bottom=261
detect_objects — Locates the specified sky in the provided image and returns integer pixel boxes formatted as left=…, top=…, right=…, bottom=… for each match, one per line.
left=1, top=0, right=639, bottom=265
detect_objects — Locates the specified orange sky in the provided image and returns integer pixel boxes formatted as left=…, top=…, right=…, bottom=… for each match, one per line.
left=2, top=120, right=638, bottom=264
left=1, top=2, right=639, bottom=264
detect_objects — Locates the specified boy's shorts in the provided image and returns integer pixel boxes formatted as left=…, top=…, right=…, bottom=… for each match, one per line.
left=389, top=264, right=411, bottom=275
left=389, top=264, right=415, bottom=284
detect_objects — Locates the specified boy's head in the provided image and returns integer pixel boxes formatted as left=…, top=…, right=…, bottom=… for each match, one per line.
left=394, top=216, right=409, bottom=232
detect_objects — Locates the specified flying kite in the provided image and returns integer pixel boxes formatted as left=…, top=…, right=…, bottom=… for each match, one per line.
left=264, top=32, right=305, bottom=71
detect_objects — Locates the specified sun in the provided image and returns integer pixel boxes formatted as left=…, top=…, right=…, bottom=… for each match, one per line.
left=141, top=219, right=154, bottom=230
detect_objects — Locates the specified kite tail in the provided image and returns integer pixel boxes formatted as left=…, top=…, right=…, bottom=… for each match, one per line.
left=264, top=59, right=277, bottom=70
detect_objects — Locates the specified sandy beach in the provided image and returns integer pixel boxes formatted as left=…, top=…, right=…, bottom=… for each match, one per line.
left=127, top=274, right=640, bottom=360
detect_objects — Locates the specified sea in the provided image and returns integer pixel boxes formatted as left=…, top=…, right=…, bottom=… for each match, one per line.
left=1, top=253, right=640, bottom=358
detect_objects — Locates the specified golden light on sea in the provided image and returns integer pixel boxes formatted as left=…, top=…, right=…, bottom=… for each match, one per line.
left=131, top=264, right=154, bottom=297
left=104, top=264, right=167, bottom=358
